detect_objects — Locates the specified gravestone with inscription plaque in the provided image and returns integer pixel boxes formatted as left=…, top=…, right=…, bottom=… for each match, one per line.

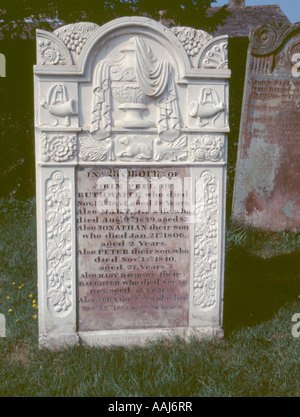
left=34, top=17, right=230, bottom=348
left=232, top=22, right=300, bottom=231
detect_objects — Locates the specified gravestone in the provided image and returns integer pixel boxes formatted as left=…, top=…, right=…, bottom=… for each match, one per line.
left=34, top=17, right=230, bottom=349
left=232, top=22, right=300, bottom=231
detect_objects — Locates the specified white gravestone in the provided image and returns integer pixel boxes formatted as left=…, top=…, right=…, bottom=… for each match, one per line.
left=34, top=17, right=230, bottom=349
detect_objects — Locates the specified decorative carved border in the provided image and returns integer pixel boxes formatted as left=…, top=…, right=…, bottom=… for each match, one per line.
left=45, top=171, right=73, bottom=315
left=193, top=171, right=218, bottom=309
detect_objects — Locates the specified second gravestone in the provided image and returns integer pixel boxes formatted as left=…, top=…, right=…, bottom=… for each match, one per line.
left=232, top=22, right=300, bottom=231
left=34, top=17, right=230, bottom=348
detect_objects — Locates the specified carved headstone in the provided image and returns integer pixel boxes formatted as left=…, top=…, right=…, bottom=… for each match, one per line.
left=34, top=17, right=230, bottom=349
left=232, top=22, right=300, bottom=231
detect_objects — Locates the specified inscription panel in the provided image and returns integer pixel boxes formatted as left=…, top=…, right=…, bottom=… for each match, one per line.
left=77, top=167, right=191, bottom=331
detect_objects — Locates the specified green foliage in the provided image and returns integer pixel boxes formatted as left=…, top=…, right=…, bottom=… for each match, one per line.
left=0, top=0, right=228, bottom=38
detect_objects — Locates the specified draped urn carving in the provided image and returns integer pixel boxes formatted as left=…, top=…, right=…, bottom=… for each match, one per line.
left=90, top=37, right=181, bottom=142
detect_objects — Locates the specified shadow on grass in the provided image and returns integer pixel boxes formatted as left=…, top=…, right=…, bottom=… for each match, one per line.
left=223, top=247, right=300, bottom=336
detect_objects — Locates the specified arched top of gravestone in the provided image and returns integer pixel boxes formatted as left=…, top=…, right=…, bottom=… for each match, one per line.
left=251, top=21, right=300, bottom=56
left=35, top=16, right=230, bottom=80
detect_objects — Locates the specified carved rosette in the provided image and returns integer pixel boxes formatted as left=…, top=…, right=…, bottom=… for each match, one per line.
left=42, top=133, right=77, bottom=162
left=194, top=171, right=218, bottom=309
left=38, top=40, right=66, bottom=65
left=45, top=171, right=73, bottom=315
left=191, top=136, right=224, bottom=162
left=36, top=30, right=73, bottom=66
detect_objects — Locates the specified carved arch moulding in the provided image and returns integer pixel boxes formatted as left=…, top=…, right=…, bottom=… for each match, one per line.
left=34, top=17, right=230, bottom=349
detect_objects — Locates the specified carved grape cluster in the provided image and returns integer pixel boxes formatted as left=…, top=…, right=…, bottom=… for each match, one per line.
left=171, top=27, right=212, bottom=57
left=63, top=32, right=86, bottom=54
left=54, top=23, right=99, bottom=58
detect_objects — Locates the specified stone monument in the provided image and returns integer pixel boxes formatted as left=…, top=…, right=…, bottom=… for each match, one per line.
left=232, top=22, right=300, bottom=231
left=34, top=17, right=230, bottom=349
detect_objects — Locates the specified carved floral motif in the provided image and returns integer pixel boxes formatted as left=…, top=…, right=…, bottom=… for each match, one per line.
left=194, top=171, right=218, bottom=308
left=38, top=40, right=66, bottom=65
left=191, top=136, right=224, bottom=162
left=45, top=171, right=72, bottom=314
left=42, top=133, right=77, bottom=162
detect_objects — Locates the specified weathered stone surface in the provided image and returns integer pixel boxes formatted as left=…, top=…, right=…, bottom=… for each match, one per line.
left=34, top=17, right=230, bottom=348
left=232, top=22, right=300, bottom=231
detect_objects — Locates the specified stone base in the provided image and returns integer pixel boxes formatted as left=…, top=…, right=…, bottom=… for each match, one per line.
left=39, top=327, right=223, bottom=349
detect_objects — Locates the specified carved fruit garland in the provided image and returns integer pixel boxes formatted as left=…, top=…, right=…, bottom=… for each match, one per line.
left=46, top=171, right=72, bottom=314
left=194, top=171, right=218, bottom=309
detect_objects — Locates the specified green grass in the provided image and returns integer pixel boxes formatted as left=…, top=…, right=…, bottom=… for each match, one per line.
left=0, top=198, right=299, bottom=397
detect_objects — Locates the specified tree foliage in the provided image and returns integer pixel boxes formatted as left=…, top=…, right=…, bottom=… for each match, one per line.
left=0, top=0, right=228, bottom=38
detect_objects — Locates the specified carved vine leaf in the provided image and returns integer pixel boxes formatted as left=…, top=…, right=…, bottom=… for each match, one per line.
left=79, top=136, right=115, bottom=161
left=46, top=171, right=72, bottom=314
left=154, top=135, right=188, bottom=161
left=54, top=22, right=99, bottom=63
left=191, top=136, right=224, bottom=162
left=194, top=171, right=218, bottom=309
left=37, top=40, right=66, bottom=65
left=42, top=134, right=77, bottom=162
